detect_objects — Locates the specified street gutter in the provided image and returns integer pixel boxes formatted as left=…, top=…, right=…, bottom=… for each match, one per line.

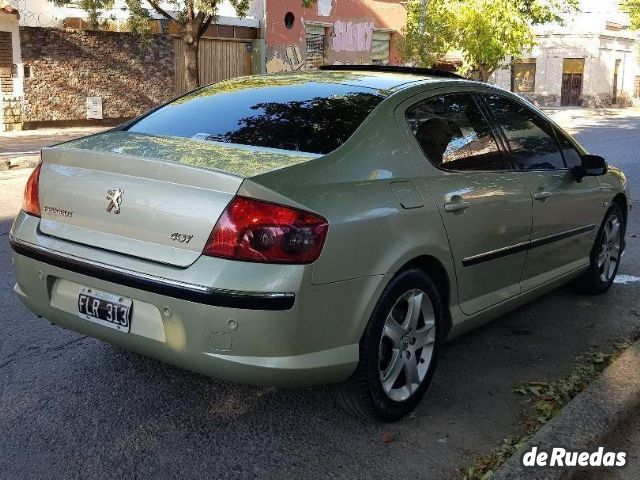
left=493, top=337, right=640, bottom=480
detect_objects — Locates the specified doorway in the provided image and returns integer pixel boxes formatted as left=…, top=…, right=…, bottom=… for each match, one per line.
left=561, top=58, right=584, bottom=107
left=613, top=59, right=621, bottom=104
left=0, top=31, right=13, bottom=94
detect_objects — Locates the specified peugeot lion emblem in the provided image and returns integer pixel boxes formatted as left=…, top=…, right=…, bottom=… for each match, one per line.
left=106, top=188, right=124, bottom=214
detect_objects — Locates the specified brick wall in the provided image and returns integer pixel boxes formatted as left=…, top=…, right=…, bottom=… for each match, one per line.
left=19, top=27, right=175, bottom=124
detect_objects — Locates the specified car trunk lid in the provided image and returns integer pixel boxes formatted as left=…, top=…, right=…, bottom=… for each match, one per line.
left=37, top=131, right=317, bottom=267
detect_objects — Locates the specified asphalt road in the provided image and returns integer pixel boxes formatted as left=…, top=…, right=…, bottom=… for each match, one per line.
left=0, top=111, right=639, bottom=479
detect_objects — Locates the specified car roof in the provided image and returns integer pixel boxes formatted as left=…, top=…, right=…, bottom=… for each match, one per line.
left=316, top=65, right=468, bottom=93
left=206, top=68, right=469, bottom=98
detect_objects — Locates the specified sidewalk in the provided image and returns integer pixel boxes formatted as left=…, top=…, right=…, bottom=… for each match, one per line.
left=0, top=126, right=109, bottom=170
left=576, top=409, right=640, bottom=480
left=543, top=106, right=640, bottom=134
left=0, top=126, right=109, bottom=154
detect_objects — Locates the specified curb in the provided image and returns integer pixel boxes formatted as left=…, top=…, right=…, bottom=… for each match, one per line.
left=493, top=339, right=640, bottom=480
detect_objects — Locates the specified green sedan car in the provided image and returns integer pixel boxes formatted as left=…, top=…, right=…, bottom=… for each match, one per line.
left=10, top=66, right=628, bottom=421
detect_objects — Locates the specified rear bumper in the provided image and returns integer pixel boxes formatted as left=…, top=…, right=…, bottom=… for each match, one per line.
left=9, top=213, right=387, bottom=387
left=10, top=236, right=295, bottom=311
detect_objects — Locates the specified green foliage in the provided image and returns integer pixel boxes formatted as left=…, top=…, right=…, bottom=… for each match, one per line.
left=621, top=0, right=640, bottom=29
left=52, top=0, right=114, bottom=27
left=52, top=0, right=249, bottom=34
left=401, top=0, right=578, bottom=81
left=519, top=0, right=579, bottom=25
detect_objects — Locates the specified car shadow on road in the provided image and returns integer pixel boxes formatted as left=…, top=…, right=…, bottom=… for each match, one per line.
left=4, top=277, right=637, bottom=479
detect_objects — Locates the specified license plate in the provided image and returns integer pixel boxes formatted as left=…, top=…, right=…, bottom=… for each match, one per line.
left=78, top=287, right=133, bottom=333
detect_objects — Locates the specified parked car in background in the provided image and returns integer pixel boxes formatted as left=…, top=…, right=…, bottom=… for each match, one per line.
left=10, top=66, right=628, bottom=421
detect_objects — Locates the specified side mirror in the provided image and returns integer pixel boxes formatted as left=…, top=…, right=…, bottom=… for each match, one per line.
left=573, top=154, right=607, bottom=182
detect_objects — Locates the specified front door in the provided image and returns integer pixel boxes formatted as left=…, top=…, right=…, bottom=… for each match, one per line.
left=561, top=58, right=585, bottom=107
left=402, top=92, right=532, bottom=315
left=613, top=59, right=621, bottom=104
left=481, top=93, right=603, bottom=290
left=0, top=30, right=13, bottom=95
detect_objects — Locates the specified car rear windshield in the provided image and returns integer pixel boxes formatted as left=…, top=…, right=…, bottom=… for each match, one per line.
left=126, top=79, right=386, bottom=155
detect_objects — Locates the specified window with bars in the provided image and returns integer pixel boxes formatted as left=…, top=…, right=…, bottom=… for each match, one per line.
left=511, top=60, right=537, bottom=93
left=305, top=32, right=325, bottom=70
left=0, top=31, right=13, bottom=94
left=371, top=31, right=391, bottom=66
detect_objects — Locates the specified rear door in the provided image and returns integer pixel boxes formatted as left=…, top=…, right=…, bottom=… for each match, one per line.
left=401, top=91, right=533, bottom=315
left=480, top=93, right=603, bottom=290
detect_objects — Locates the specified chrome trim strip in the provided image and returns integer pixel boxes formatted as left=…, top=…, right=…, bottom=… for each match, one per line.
left=529, top=224, right=596, bottom=250
left=9, top=234, right=295, bottom=311
left=461, top=240, right=530, bottom=267
left=462, top=224, right=596, bottom=267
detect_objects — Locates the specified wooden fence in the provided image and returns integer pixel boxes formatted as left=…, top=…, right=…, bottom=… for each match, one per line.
left=175, top=37, right=252, bottom=93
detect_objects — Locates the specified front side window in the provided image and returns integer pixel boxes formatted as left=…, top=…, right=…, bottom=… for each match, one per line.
left=483, top=94, right=565, bottom=170
left=406, top=93, right=511, bottom=171
left=127, top=78, right=385, bottom=155
left=555, top=130, right=583, bottom=169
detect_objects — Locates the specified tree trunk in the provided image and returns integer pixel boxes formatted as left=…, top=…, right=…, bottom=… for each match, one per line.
left=183, top=34, right=200, bottom=91
left=476, top=64, right=496, bottom=83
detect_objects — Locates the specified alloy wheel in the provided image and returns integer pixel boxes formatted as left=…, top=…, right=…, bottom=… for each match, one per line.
left=597, top=213, right=622, bottom=283
left=378, top=289, right=436, bottom=402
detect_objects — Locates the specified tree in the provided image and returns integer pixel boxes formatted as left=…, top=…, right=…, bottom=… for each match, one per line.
left=621, top=0, right=640, bottom=29
left=401, top=0, right=578, bottom=82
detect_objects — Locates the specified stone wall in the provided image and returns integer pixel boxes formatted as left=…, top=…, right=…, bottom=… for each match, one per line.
left=582, top=92, right=634, bottom=108
left=19, top=27, right=175, bottom=124
left=2, top=95, right=22, bottom=131
left=519, top=93, right=561, bottom=108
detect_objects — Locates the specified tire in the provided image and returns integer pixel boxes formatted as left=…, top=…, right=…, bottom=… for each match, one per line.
left=573, top=203, right=625, bottom=294
left=336, top=268, right=445, bottom=422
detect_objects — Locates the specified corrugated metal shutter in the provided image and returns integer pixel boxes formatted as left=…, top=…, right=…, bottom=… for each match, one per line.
left=371, top=31, right=390, bottom=66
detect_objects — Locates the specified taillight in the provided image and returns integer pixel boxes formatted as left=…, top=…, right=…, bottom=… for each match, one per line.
left=204, top=196, right=328, bottom=264
left=22, top=163, right=42, bottom=217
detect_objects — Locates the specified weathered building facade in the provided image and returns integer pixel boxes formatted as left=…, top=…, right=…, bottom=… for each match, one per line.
left=0, top=1, right=408, bottom=131
left=255, top=0, right=406, bottom=73
left=490, top=0, right=639, bottom=108
left=0, top=5, right=21, bottom=130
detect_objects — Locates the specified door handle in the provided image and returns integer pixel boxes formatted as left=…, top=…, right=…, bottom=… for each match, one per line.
left=444, top=201, right=471, bottom=213
left=534, top=191, right=552, bottom=201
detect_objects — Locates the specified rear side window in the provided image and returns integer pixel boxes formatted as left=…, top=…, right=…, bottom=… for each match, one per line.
left=482, top=94, right=565, bottom=170
left=126, top=80, right=385, bottom=155
left=406, top=93, right=511, bottom=171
